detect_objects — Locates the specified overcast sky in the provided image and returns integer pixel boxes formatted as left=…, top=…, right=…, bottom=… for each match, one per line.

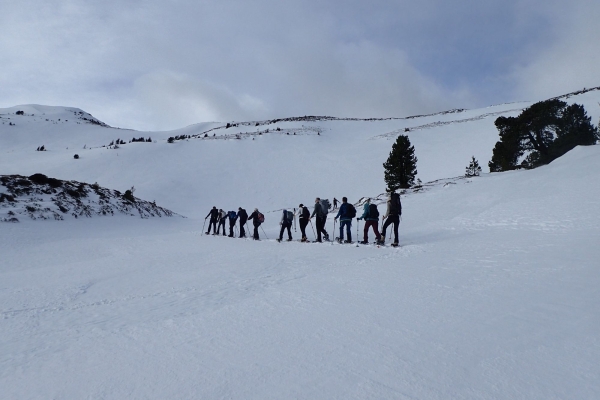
left=1, top=0, right=599, bottom=131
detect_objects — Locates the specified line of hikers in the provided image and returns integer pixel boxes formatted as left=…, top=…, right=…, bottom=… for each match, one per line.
left=204, top=193, right=402, bottom=246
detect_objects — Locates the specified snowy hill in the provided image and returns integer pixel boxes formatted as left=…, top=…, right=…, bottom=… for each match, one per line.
left=1, top=87, right=600, bottom=399
left=2, top=87, right=599, bottom=219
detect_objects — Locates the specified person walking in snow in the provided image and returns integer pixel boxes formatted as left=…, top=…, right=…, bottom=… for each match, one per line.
left=227, top=210, right=238, bottom=237
left=334, top=197, right=355, bottom=243
left=310, top=197, right=329, bottom=242
left=237, top=207, right=248, bottom=238
left=381, top=192, right=402, bottom=246
left=216, top=209, right=227, bottom=236
left=297, top=204, right=310, bottom=242
left=357, top=198, right=382, bottom=244
left=247, top=208, right=263, bottom=240
left=333, top=197, right=339, bottom=210
left=205, top=206, right=219, bottom=234
left=277, top=209, right=294, bottom=242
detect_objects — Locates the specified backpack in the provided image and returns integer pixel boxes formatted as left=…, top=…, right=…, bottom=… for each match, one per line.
left=239, top=209, right=248, bottom=220
left=285, top=210, right=294, bottom=223
left=346, top=203, right=356, bottom=218
left=320, top=199, right=331, bottom=215
left=301, top=207, right=310, bottom=219
left=368, top=203, right=379, bottom=219
left=389, top=193, right=402, bottom=215
left=228, top=211, right=237, bottom=220
left=257, top=212, right=265, bottom=223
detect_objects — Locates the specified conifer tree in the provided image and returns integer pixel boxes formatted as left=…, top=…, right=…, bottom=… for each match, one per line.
left=383, top=135, right=418, bottom=192
left=465, top=156, right=482, bottom=177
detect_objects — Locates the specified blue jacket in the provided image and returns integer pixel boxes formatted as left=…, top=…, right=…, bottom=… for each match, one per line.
left=335, top=203, right=352, bottom=221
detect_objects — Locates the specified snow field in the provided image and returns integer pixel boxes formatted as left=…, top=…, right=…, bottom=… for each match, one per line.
left=1, top=89, right=600, bottom=398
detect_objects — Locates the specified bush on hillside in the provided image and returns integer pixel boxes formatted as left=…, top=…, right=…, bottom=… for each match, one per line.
left=465, top=156, right=482, bottom=177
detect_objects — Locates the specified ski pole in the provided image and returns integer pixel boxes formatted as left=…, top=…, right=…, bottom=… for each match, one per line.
left=356, top=218, right=359, bottom=243
left=309, top=219, right=316, bottom=239
left=202, top=218, right=207, bottom=236
left=293, top=208, right=297, bottom=232
left=260, top=225, right=269, bottom=240
left=334, top=218, right=337, bottom=241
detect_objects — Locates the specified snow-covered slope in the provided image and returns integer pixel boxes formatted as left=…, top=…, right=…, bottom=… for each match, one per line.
left=1, top=88, right=600, bottom=399
left=2, top=87, right=599, bottom=218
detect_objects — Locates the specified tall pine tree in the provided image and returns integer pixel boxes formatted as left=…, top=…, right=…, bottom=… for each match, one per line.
left=383, top=135, right=418, bottom=192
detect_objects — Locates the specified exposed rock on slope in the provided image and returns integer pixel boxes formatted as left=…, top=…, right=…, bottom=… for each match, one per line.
left=0, top=174, right=178, bottom=222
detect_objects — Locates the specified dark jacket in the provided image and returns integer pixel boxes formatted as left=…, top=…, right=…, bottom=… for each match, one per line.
left=238, top=209, right=248, bottom=224
left=248, top=211, right=261, bottom=226
left=335, top=203, right=352, bottom=221
left=206, top=208, right=219, bottom=221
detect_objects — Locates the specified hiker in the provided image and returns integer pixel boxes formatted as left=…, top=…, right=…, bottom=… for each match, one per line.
left=277, top=209, right=294, bottom=242
left=227, top=210, right=238, bottom=237
left=216, top=209, right=227, bottom=236
left=310, top=197, right=330, bottom=242
left=247, top=208, right=263, bottom=240
left=204, top=206, right=219, bottom=234
left=334, top=197, right=356, bottom=243
left=381, top=192, right=402, bottom=246
left=297, top=204, right=310, bottom=242
left=238, top=207, right=248, bottom=238
left=357, top=198, right=383, bottom=244
left=333, top=198, right=339, bottom=209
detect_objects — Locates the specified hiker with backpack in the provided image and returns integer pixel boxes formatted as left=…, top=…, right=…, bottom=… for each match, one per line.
left=310, top=197, right=330, bottom=242
left=247, top=208, right=264, bottom=240
left=381, top=192, right=402, bottom=246
left=357, top=198, right=383, bottom=245
left=204, top=206, right=219, bottom=235
left=333, top=198, right=339, bottom=210
left=216, top=209, right=227, bottom=236
left=277, top=209, right=294, bottom=242
left=334, top=197, right=356, bottom=243
left=237, top=207, right=248, bottom=238
left=297, top=204, right=310, bottom=242
left=227, top=210, right=238, bottom=237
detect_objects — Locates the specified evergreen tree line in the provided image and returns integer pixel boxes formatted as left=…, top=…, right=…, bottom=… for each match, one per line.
left=382, top=99, right=599, bottom=191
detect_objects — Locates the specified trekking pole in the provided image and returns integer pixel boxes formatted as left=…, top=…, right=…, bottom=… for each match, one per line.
left=246, top=222, right=251, bottom=239
left=356, top=218, right=359, bottom=245
left=309, top=219, right=316, bottom=240
left=334, top=218, right=337, bottom=241
left=201, top=218, right=207, bottom=236
left=293, top=208, right=297, bottom=232
left=260, top=225, right=269, bottom=240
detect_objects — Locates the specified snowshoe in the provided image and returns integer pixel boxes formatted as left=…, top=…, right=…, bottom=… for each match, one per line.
left=343, top=240, right=353, bottom=244
left=390, top=243, right=399, bottom=247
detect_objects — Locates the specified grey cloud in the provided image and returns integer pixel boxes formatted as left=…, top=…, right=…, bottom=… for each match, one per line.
left=1, top=0, right=598, bottom=130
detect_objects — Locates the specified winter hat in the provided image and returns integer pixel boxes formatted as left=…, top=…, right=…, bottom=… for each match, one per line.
left=254, top=208, right=258, bottom=212
left=299, top=204, right=304, bottom=208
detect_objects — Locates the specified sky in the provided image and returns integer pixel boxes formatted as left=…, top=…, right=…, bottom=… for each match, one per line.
left=1, top=0, right=599, bottom=131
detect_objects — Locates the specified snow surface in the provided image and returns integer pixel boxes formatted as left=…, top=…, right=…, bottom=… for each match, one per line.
left=1, top=90, right=600, bottom=398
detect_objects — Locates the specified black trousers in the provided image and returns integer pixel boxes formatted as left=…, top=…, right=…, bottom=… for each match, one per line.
left=217, top=219, right=226, bottom=235
left=279, top=221, right=292, bottom=240
left=381, top=215, right=400, bottom=243
left=316, top=215, right=328, bottom=241
left=239, top=220, right=246, bottom=237
left=207, top=219, right=217, bottom=233
left=299, top=218, right=308, bottom=239
left=229, top=220, right=236, bottom=236
left=253, top=223, right=260, bottom=240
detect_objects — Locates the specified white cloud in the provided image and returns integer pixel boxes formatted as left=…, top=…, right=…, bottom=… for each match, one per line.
left=511, top=1, right=600, bottom=100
